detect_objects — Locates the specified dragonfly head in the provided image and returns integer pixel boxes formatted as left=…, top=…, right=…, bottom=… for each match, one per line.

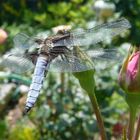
left=57, top=29, right=70, bottom=35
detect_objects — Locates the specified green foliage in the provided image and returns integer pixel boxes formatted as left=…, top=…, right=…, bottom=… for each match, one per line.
left=8, top=124, right=40, bottom=140
left=0, top=121, right=7, bottom=140
left=0, top=0, right=93, bottom=28
left=109, top=0, right=140, bottom=44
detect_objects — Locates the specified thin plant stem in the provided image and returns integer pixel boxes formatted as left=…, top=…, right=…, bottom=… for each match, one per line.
left=88, top=91, right=107, bottom=140
left=128, top=107, right=137, bottom=140
left=134, top=114, right=140, bottom=140
left=74, top=71, right=107, bottom=140
left=125, top=93, right=140, bottom=140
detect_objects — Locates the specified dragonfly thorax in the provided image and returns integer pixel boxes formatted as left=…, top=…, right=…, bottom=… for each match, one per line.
left=38, top=39, right=56, bottom=59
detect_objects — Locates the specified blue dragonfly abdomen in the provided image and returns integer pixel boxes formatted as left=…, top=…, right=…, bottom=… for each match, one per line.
left=24, top=56, right=48, bottom=114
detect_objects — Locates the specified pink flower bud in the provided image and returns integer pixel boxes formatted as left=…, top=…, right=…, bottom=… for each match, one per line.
left=0, top=29, right=8, bottom=44
left=119, top=47, right=140, bottom=93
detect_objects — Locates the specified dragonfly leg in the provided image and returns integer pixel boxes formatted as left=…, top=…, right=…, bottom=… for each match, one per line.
left=60, top=54, right=65, bottom=61
left=63, top=46, right=71, bottom=52
left=63, top=54, right=70, bottom=63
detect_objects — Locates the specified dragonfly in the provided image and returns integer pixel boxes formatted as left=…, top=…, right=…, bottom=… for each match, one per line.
left=1, top=18, right=131, bottom=114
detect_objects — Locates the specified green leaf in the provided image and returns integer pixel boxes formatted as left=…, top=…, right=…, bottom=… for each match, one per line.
left=73, top=70, right=95, bottom=94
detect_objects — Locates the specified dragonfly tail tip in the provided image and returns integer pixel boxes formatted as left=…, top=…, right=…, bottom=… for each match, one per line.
left=23, top=106, right=31, bottom=116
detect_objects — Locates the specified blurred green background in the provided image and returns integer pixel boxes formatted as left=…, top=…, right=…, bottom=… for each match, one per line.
left=0, top=0, right=139, bottom=140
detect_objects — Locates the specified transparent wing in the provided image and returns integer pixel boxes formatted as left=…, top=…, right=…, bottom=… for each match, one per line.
left=13, top=33, right=39, bottom=50
left=86, top=48, right=123, bottom=70
left=47, top=54, right=94, bottom=72
left=2, top=32, right=41, bottom=74
left=14, top=33, right=30, bottom=49
left=0, top=54, right=34, bottom=73
left=46, top=47, right=123, bottom=72
left=53, top=18, right=131, bottom=48
left=34, top=30, right=50, bottom=39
